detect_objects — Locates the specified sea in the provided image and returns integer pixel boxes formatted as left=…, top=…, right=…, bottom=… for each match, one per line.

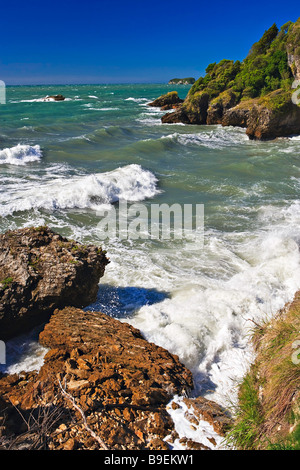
left=1, top=83, right=300, bottom=447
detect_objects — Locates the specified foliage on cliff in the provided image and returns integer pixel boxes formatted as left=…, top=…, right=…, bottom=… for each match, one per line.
left=189, top=21, right=294, bottom=103
left=160, top=18, right=300, bottom=138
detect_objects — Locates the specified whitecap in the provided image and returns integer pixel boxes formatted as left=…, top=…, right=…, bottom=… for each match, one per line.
left=0, top=144, right=42, bottom=166
left=125, top=97, right=149, bottom=103
left=0, top=164, right=160, bottom=216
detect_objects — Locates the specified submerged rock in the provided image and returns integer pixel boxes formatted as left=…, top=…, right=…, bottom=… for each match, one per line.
left=0, top=227, right=109, bottom=339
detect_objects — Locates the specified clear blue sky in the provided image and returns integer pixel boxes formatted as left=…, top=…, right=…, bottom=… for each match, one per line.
left=1, top=0, right=299, bottom=85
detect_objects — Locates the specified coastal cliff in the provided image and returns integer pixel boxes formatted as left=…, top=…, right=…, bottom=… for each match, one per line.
left=158, top=19, right=300, bottom=140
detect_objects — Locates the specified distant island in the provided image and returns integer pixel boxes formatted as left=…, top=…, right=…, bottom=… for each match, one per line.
left=168, top=77, right=195, bottom=85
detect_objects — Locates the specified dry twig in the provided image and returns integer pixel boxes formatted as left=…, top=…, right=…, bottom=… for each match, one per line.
left=58, top=378, right=108, bottom=450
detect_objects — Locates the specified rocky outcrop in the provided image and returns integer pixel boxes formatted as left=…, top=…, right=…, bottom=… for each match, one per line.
left=161, top=92, right=210, bottom=124
left=221, top=101, right=253, bottom=128
left=148, top=91, right=183, bottom=110
left=44, top=95, right=65, bottom=101
left=0, top=227, right=109, bottom=339
left=0, top=307, right=193, bottom=450
left=0, top=227, right=233, bottom=450
left=162, top=87, right=300, bottom=140
left=160, top=19, right=300, bottom=139
left=207, top=89, right=240, bottom=125
left=245, top=90, right=300, bottom=140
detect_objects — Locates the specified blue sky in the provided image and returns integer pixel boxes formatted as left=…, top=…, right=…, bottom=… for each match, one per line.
left=1, top=0, right=299, bottom=84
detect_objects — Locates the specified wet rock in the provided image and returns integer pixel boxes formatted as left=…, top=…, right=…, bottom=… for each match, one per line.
left=44, top=95, right=65, bottom=101
left=183, top=396, right=232, bottom=436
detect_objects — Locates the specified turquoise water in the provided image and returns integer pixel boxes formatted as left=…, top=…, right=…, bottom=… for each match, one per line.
left=1, top=84, right=300, bottom=407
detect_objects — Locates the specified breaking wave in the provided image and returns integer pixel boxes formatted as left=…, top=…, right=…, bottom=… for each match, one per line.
left=0, top=164, right=160, bottom=217
left=0, top=144, right=42, bottom=166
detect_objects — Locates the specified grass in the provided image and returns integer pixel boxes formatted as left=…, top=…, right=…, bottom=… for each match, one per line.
left=226, top=292, right=300, bottom=450
left=0, top=277, right=13, bottom=290
left=226, top=369, right=264, bottom=449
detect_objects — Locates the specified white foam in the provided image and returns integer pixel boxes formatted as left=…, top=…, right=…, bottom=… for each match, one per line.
left=0, top=144, right=42, bottom=166
left=125, top=97, right=149, bottom=102
left=161, top=127, right=249, bottom=149
left=99, top=200, right=300, bottom=410
left=0, top=164, right=160, bottom=216
left=165, top=396, right=226, bottom=450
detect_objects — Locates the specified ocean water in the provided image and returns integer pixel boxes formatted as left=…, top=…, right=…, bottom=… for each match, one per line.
left=1, top=84, right=300, bottom=420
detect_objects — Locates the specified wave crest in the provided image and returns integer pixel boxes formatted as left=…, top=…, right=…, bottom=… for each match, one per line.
left=0, top=144, right=42, bottom=166
left=0, top=164, right=160, bottom=216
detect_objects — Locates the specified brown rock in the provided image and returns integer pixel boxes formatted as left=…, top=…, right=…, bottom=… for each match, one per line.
left=245, top=90, right=300, bottom=140
left=207, top=89, right=240, bottom=125
left=148, top=91, right=183, bottom=110
left=45, top=95, right=65, bottom=101
left=222, top=103, right=252, bottom=128
left=183, top=396, right=232, bottom=436
left=0, top=227, right=109, bottom=339
left=0, top=307, right=193, bottom=450
left=162, top=92, right=210, bottom=125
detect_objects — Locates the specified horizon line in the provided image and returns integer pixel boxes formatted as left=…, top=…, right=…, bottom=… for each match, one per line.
left=5, top=81, right=180, bottom=87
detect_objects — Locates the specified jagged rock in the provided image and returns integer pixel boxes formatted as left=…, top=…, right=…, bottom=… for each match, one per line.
left=161, top=106, right=191, bottom=124
left=221, top=101, right=253, bottom=128
left=148, top=91, right=183, bottom=110
left=0, top=307, right=193, bottom=450
left=182, top=397, right=232, bottom=436
left=245, top=89, right=300, bottom=140
left=162, top=92, right=209, bottom=124
left=0, top=227, right=109, bottom=339
left=207, top=89, right=240, bottom=125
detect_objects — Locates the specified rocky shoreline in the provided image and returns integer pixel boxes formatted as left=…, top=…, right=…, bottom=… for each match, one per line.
left=0, top=227, right=231, bottom=450
left=155, top=20, right=300, bottom=140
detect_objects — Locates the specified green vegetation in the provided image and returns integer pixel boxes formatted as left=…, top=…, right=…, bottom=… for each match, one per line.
left=189, top=59, right=242, bottom=99
left=226, top=369, right=264, bottom=449
left=227, top=293, right=300, bottom=450
left=187, top=20, right=299, bottom=112
left=0, top=277, right=13, bottom=290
